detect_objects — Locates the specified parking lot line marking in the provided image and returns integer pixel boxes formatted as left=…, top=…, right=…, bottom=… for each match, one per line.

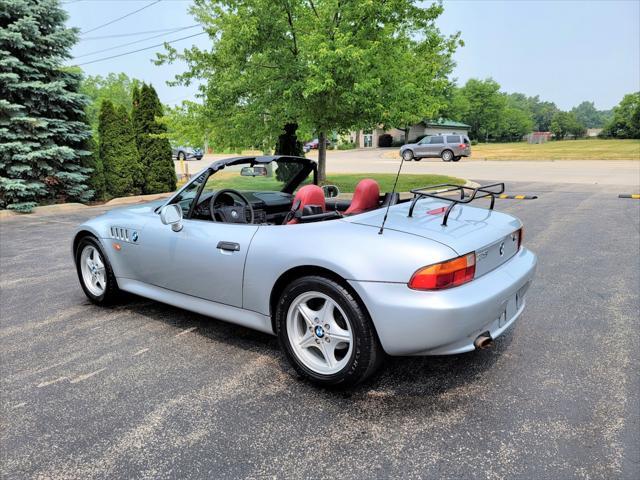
left=37, top=376, right=69, bottom=388
left=175, top=326, right=197, bottom=337
left=69, top=368, right=106, bottom=384
left=12, top=402, right=27, bottom=409
left=133, top=348, right=149, bottom=356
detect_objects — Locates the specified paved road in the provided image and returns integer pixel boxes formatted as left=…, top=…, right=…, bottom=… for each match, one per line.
left=1, top=182, right=639, bottom=479
left=177, top=149, right=640, bottom=186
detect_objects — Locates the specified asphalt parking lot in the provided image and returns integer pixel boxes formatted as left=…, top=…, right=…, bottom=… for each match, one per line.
left=1, top=181, right=639, bottom=479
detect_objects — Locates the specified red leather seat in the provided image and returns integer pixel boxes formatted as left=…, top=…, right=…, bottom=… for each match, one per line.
left=287, top=185, right=326, bottom=224
left=344, top=179, right=380, bottom=215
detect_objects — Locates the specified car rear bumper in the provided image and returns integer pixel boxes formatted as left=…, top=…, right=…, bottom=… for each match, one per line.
left=348, top=248, right=537, bottom=356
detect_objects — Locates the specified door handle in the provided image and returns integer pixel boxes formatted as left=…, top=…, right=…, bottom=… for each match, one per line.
left=217, top=241, right=240, bottom=252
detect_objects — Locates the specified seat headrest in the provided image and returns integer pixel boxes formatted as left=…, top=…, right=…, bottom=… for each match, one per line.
left=287, top=185, right=326, bottom=224
left=345, top=179, right=380, bottom=215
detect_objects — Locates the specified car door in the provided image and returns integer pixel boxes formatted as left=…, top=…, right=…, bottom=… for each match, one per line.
left=136, top=216, right=258, bottom=307
left=427, top=135, right=445, bottom=156
left=414, top=136, right=431, bottom=157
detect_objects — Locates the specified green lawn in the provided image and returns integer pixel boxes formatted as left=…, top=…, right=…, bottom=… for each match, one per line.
left=325, top=173, right=464, bottom=192
left=470, top=139, right=640, bottom=160
left=184, top=171, right=465, bottom=193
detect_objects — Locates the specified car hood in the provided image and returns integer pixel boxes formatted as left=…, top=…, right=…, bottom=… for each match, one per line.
left=103, top=199, right=166, bottom=217
left=399, top=143, right=418, bottom=150
left=343, top=199, right=522, bottom=256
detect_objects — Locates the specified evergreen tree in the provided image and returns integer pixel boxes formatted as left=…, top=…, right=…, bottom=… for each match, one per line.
left=132, top=83, right=176, bottom=193
left=83, top=134, right=106, bottom=200
left=0, top=0, right=93, bottom=212
left=98, top=101, right=141, bottom=198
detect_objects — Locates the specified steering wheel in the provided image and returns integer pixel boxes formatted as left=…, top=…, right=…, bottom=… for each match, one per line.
left=209, top=189, right=255, bottom=224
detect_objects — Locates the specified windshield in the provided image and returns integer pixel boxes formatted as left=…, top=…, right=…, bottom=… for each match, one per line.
left=204, top=159, right=313, bottom=193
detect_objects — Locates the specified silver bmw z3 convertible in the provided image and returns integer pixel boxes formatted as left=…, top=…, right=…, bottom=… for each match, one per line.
left=72, top=155, right=537, bottom=387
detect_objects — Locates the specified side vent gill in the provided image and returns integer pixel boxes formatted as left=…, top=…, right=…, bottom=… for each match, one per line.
left=110, top=226, right=129, bottom=242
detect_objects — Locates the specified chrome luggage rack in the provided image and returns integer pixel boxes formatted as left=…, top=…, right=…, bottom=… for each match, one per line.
left=408, top=183, right=505, bottom=226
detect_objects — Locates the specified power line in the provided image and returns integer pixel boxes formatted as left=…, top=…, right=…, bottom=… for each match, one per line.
left=74, top=25, right=200, bottom=58
left=81, top=0, right=162, bottom=35
left=76, top=31, right=206, bottom=66
left=81, top=26, right=198, bottom=40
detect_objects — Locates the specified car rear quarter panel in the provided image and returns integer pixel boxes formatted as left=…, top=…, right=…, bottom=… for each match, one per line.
left=242, top=220, right=457, bottom=316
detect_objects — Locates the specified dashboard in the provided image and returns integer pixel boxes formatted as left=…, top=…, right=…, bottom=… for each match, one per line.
left=191, top=190, right=294, bottom=224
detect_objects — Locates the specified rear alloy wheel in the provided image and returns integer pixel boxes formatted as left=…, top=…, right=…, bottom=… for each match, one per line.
left=441, top=150, right=454, bottom=162
left=75, top=236, right=120, bottom=305
left=402, top=149, right=414, bottom=161
left=276, top=276, right=382, bottom=387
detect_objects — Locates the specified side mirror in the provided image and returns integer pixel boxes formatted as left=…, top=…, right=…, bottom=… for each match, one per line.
left=160, top=204, right=183, bottom=232
left=322, top=185, right=340, bottom=198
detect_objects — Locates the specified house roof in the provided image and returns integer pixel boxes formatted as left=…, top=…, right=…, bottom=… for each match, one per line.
left=423, top=118, right=471, bottom=129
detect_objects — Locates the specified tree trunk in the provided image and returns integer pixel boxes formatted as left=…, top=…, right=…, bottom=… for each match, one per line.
left=318, top=130, right=327, bottom=183
left=404, top=127, right=409, bottom=145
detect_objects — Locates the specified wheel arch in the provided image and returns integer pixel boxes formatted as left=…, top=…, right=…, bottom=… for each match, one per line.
left=268, top=265, right=375, bottom=336
left=72, top=228, right=110, bottom=264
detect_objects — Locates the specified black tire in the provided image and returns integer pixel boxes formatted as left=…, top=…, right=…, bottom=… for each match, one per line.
left=452, top=156, right=461, bottom=162
left=401, top=149, right=414, bottom=161
left=178, top=152, right=186, bottom=161
left=275, top=275, right=383, bottom=388
left=441, top=149, right=454, bottom=162
left=414, top=157, right=422, bottom=162
left=75, top=236, right=120, bottom=305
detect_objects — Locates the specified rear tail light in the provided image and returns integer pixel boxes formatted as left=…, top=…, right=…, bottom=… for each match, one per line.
left=409, top=253, right=476, bottom=290
left=459, top=144, right=467, bottom=148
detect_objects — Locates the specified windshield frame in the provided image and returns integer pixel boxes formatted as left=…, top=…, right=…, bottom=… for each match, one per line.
left=159, top=155, right=317, bottom=212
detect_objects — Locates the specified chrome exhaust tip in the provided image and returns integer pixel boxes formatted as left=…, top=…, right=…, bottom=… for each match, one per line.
left=474, top=333, right=494, bottom=350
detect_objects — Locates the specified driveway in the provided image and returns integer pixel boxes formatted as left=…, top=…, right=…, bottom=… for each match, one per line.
left=177, top=149, right=640, bottom=186
left=1, top=181, right=638, bottom=479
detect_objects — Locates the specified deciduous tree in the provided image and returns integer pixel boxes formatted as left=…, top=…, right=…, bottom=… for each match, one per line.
left=550, top=111, right=585, bottom=140
left=80, top=72, right=139, bottom=134
left=602, top=92, right=640, bottom=139
left=158, top=0, right=460, bottom=182
left=458, top=78, right=505, bottom=141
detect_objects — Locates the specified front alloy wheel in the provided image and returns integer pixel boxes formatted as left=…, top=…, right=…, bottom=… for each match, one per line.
left=402, top=149, right=414, bottom=161
left=276, top=276, right=382, bottom=387
left=75, top=236, right=120, bottom=305
left=80, top=245, right=106, bottom=297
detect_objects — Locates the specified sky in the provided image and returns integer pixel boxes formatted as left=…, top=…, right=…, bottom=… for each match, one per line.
left=63, top=0, right=640, bottom=110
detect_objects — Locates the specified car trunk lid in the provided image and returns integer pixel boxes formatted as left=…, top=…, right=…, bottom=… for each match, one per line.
left=346, top=199, right=522, bottom=277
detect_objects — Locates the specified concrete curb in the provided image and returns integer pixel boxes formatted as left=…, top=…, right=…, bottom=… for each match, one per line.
left=0, top=193, right=173, bottom=221
left=0, top=203, right=89, bottom=220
